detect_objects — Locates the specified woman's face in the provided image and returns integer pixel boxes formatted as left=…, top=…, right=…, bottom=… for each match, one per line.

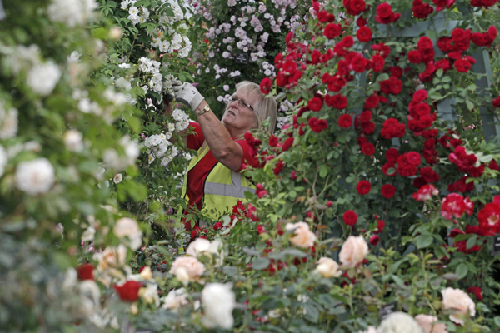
left=221, top=88, right=258, bottom=134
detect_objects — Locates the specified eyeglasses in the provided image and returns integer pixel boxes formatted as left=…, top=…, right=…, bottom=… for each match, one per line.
left=229, top=95, right=254, bottom=111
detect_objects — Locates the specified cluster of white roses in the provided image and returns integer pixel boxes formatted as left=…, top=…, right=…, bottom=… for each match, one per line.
left=102, top=136, right=140, bottom=171
left=47, top=0, right=98, bottom=27
left=121, top=0, right=192, bottom=58
left=138, top=57, right=163, bottom=94
left=190, top=0, right=307, bottom=108
left=144, top=133, right=177, bottom=166
left=1, top=44, right=61, bottom=96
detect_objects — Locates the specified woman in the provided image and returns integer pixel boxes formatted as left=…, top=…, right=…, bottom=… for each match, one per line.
left=169, top=81, right=277, bottom=229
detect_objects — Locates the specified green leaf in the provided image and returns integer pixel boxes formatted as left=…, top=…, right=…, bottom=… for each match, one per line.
left=319, top=164, right=328, bottom=178
left=251, top=257, right=270, bottom=271
left=466, top=234, right=478, bottom=250
left=416, top=234, right=433, bottom=249
left=456, top=263, right=468, bottom=278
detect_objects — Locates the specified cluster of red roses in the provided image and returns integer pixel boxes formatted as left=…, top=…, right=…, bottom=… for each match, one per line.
left=231, top=200, right=259, bottom=223
left=412, top=0, right=434, bottom=18
left=470, top=0, right=498, bottom=7
left=407, top=89, right=436, bottom=134
left=375, top=3, right=401, bottom=24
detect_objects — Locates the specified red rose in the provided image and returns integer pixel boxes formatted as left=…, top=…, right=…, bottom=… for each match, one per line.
left=342, top=210, right=358, bottom=226
left=356, top=180, right=372, bottom=195
left=308, top=97, right=323, bottom=112
left=370, top=54, right=385, bottom=72
left=357, top=27, right=372, bottom=43
left=492, top=96, right=500, bottom=107
left=364, top=95, right=379, bottom=109
left=338, top=114, right=352, bottom=128
left=357, top=16, right=367, bottom=27
left=390, top=66, right=402, bottom=78
left=361, top=142, right=375, bottom=155
left=114, top=281, right=142, bottom=302
left=382, top=162, right=397, bottom=176
left=76, top=264, right=94, bottom=281
left=212, top=222, right=223, bottom=231
left=454, top=58, right=471, bottom=72
left=380, top=77, right=402, bottom=95
left=351, top=56, right=368, bottom=73
left=273, top=159, right=284, bottom=175
left=369, top=235, right=380, bottom=246
left=268, top=135, right=278, bottom=147
left=406, top=152, right=422, bottom=166
left=419, top=166, right=440, bottom=183
left=260, top=77, right=273, bottom=94
left=381, top=184, right=396, bottom=198
left=359, top=110, right=372, bottom=122
left=377, top=220, right=385, bottom=232
left=407, top=50, right=422, bottom=64
left=326, top=93, right=348, bottom=109
left=282, top=137, right=294, bottom=152
left=467, top=286, right=483, bottom=301
left=256, top=225, right=265, bottom=234
left=361, top=121, right=375, bottom=134
left=326, top=201, right=333, bottom=207
left=291, top=171, right=297, bottom=180
left=385, top=148, right=399, bottom=162
left=323, top=23, right=342, bottom=39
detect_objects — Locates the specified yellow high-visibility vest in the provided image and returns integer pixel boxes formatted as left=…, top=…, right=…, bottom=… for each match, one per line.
left=181, top=146, right=256, bottom=221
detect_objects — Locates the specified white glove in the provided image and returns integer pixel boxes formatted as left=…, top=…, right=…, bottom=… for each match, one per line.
left=171, top=80, right=204, bottom=111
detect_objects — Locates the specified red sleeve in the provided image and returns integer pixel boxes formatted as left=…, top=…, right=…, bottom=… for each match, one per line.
left=235, top=139, right=263, bottom=172
left=187, top=122, right=205, bottom=150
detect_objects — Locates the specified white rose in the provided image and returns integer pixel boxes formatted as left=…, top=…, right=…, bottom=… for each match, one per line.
left=16, top=158, right=54, bottom=194
left=187, top=238, right=224, bottom=266
left=316, top=257, right=342, bottom=278
left=82, top=226, right=96, bottom=242
left=202, top=283, right=235, bottom=329
left=79, top=280, right=101, bottom=316
left=378, top=312, right=424, bottom=333
left=441, top=287, right=475, bottom=325
left=114, top=217, right=142, bottom=249
left=139, top=283, right=160, bottom=306
left=27, top=61, right=61, bottom=96
left=286, top=221, right=317, bottom=248
left=169, top=256, right=205, bottom=281
left=162, top=288, right=189, bottom=311
left=339, top=236, right=368, bottom=267
left=0, top=106, right=18, bottom=139
left=113, top=173, right=123, bottom=184
left=415, top=315, right=448, bottom=333
left=64, top=130, right=83, bottom=152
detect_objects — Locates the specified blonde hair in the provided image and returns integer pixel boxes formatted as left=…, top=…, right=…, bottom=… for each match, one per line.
left=236, top=81, right=277, bottom=133
left=197, top=82, right=277, bottom=155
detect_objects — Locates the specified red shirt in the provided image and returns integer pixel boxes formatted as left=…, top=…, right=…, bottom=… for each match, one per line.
left=185, top=122, right=260, bottom=212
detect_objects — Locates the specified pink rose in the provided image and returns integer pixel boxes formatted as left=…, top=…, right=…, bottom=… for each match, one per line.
left=286, top=221, right=317, bottom=248
left=441, top=287, right=475, bottom=325
left=169, top=256, right=205, bottom=281
left=339, top=236, right=368, bottom=267
left=415, top=315, right=448, bottom=333
left=316, top=257, right=342, bottom=277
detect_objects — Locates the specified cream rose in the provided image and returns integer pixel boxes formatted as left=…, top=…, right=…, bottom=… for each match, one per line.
left=441, top=287, right=475, bottom=325
left=286, top=221, right=317, bottom=248
left=316, top=257, right=342, bottom=277
left=162, top=288, right=189, bottom=312
left=113, top=217, right=142, bottom=249
left=339, top=236, right=368, bottom=267
left=378, top=312, right=424, bottom=333
left=202, top=283, right=235, bottom=329
left=169, top=256, right=205, bottom=281
left=415, top=315, right=448, bottom=333
left=186, top=238, right=224, bottom=266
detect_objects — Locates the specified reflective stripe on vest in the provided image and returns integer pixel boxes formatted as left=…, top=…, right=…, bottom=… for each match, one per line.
left=204, top=169, right=256, bottom=198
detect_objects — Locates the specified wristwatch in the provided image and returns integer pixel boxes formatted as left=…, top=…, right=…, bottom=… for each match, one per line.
left=196, top=104, right=211, bottom=116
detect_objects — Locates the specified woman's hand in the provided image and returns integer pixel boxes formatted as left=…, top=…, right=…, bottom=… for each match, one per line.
left=171, top=80, right=204, bottom=111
